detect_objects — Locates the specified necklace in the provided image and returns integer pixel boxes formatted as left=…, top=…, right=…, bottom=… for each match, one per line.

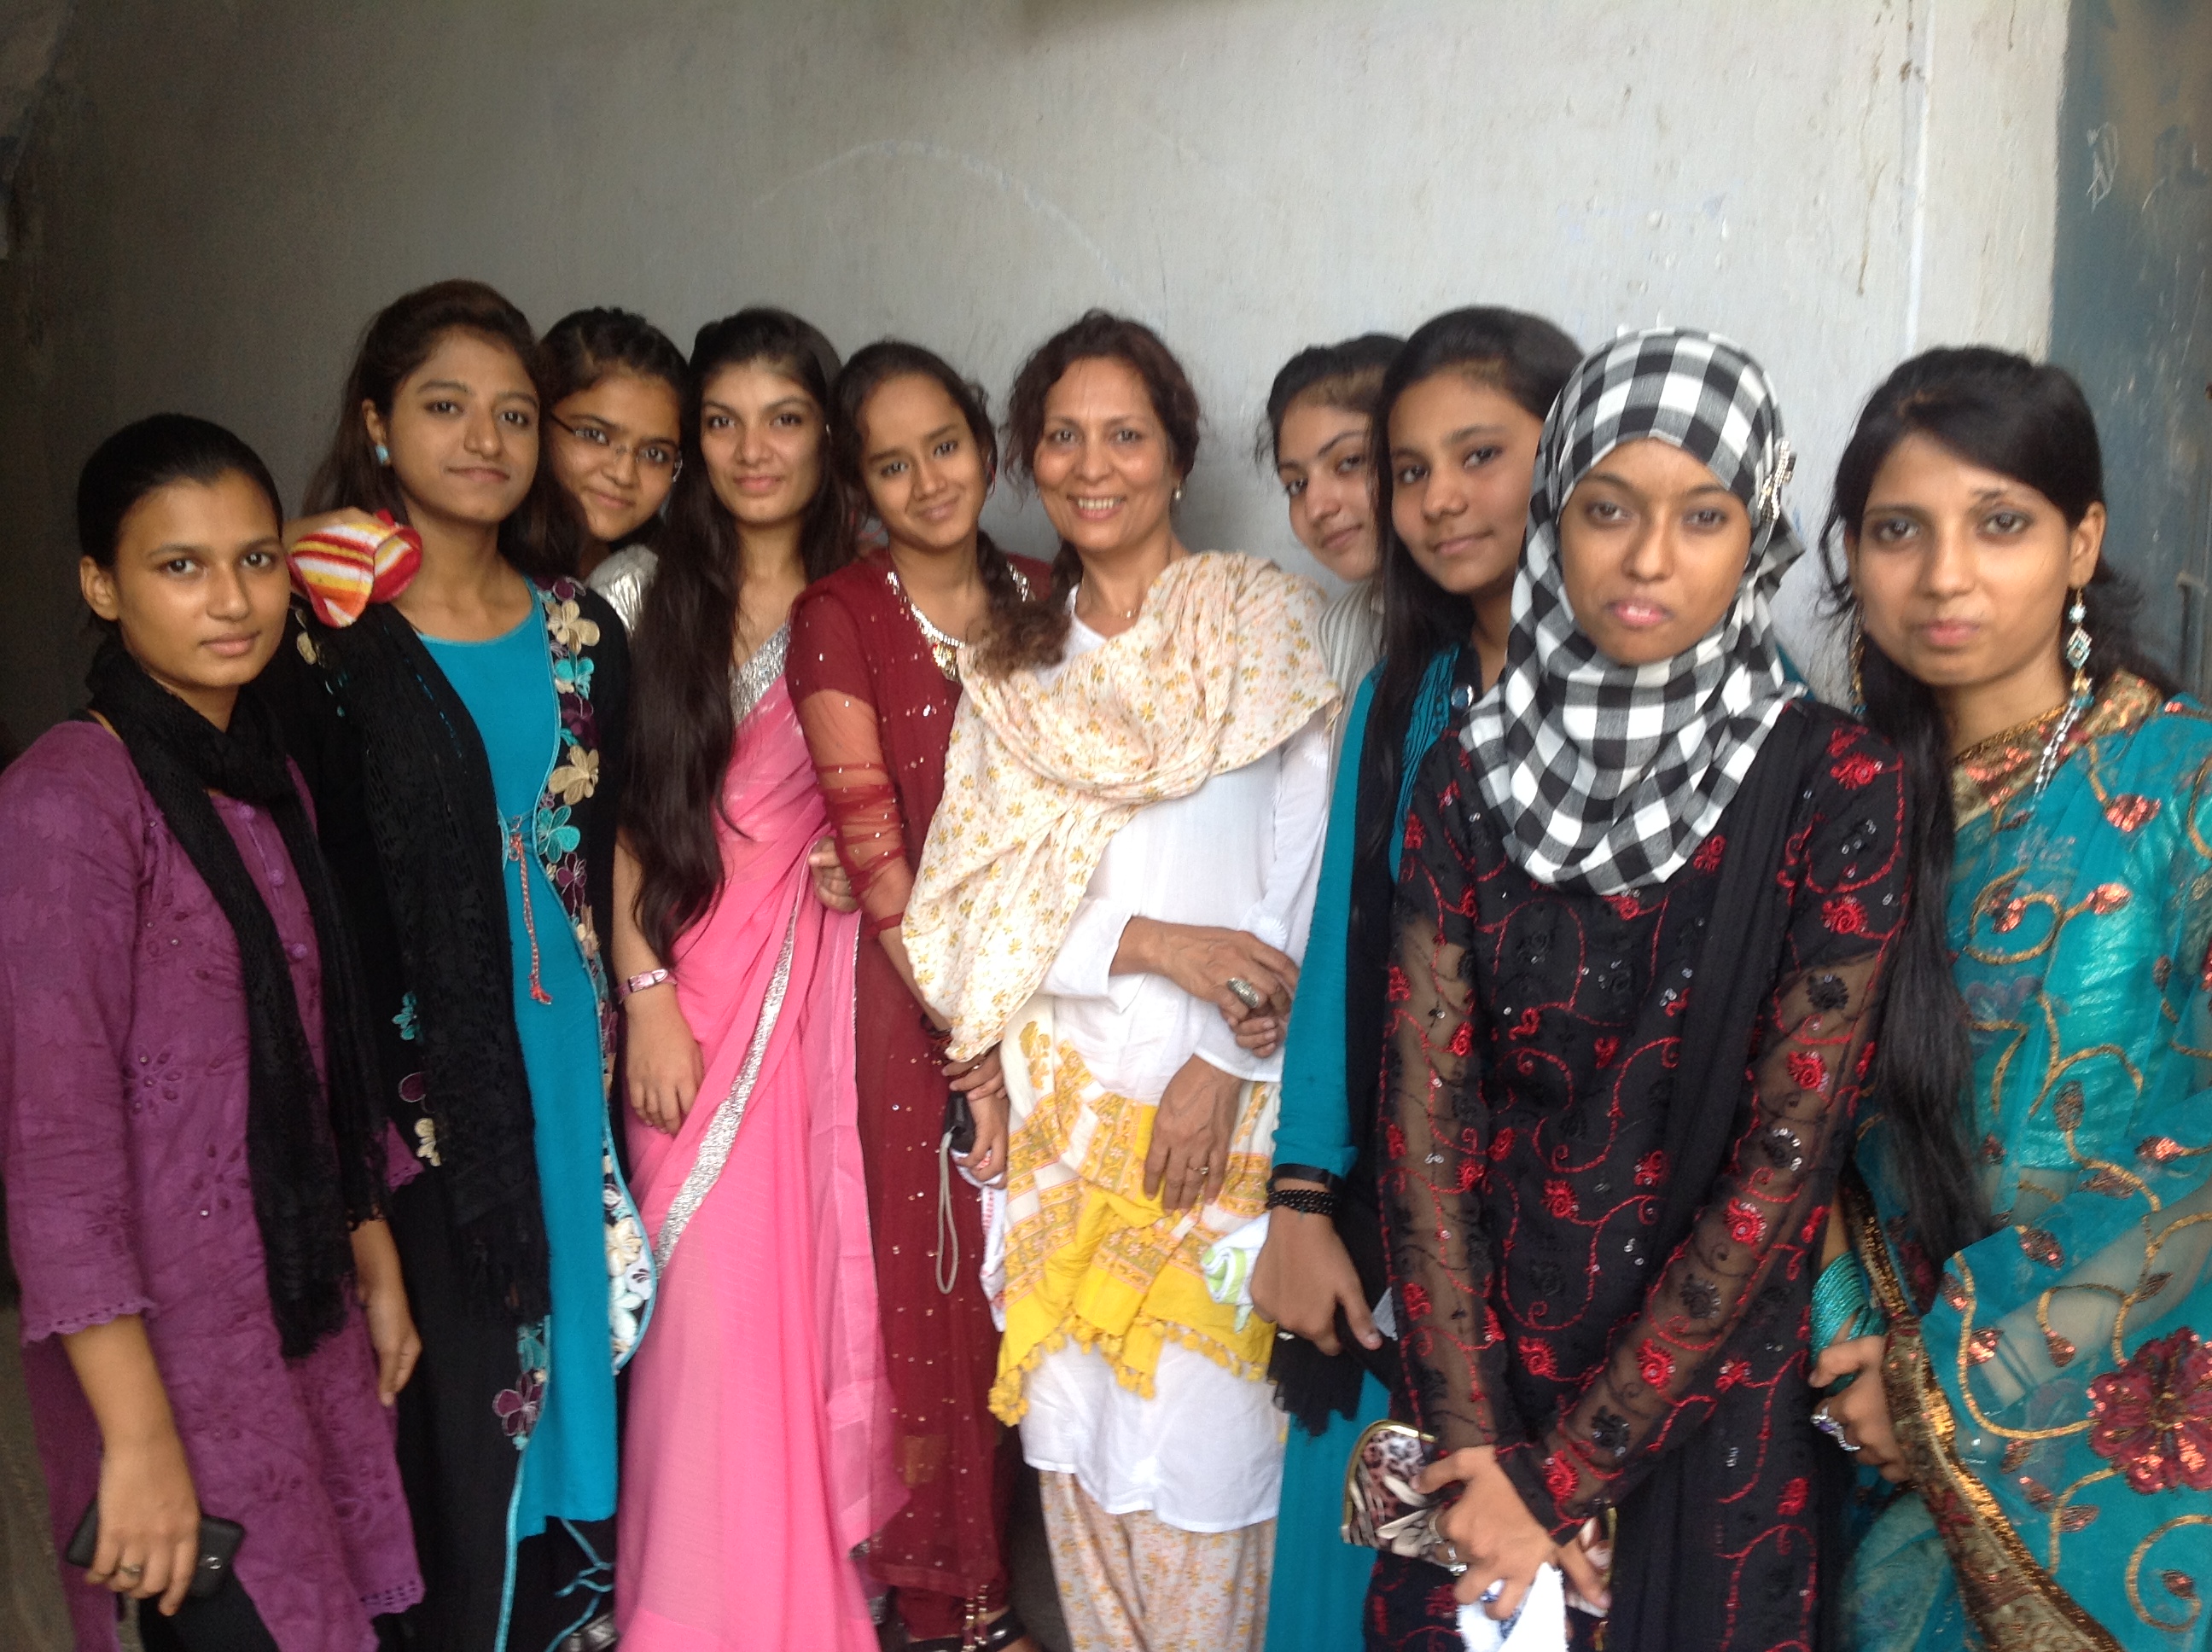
left=1078, top=575, right=1140, bottom=624
left=885, top=567, right=963, bottom=682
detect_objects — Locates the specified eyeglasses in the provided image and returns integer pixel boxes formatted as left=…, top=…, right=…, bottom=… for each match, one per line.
left=550, top=414, right=682, bottom=478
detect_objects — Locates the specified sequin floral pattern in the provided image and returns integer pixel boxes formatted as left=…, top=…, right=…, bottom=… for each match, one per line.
left=1379, top=705, right=1906, bottom=1650
left=531, top=580, right=654, bottom=1368
left=1852, top=672, right=2212, bottom=1650
left=905, top=551, right=1338, bottom=1059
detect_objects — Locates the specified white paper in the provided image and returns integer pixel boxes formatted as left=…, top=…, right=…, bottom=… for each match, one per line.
left=1457, top=1562, right=1568, bottom=1652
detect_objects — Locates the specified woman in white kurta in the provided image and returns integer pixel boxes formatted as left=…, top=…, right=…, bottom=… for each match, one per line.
left=905, top=313, right=1338, bottom=1652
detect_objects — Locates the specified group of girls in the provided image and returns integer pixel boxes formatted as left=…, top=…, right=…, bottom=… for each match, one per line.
left=1, top=269, right=2205, bottom=1652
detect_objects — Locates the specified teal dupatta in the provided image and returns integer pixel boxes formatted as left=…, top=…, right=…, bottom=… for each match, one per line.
left=1847, top=673, right=2212, bottom=1651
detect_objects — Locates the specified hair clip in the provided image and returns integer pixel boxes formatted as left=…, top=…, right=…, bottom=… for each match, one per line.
left=1756, top=440, right=1796, bottom=526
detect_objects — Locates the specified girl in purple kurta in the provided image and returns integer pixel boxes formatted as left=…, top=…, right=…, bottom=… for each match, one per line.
left=0, top=416, right=422, bottom=1651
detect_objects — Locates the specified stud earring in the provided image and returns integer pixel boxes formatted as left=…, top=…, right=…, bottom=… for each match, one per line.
left=375, top=443, right=391, bottom=467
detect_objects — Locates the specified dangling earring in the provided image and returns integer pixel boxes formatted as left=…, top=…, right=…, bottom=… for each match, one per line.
left=2031, top=587, right=2094, bottom=800
left=2064, top=586, right=2093, bottom=705
left=1172, top=484, right=1184, bottom=503
left=375, top=443, right=392, bottom=467
left=1848, top=619, right=1867, bottom=718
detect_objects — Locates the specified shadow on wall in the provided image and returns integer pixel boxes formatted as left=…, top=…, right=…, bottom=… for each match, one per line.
left=2051, top=0, right=2212, bottom=690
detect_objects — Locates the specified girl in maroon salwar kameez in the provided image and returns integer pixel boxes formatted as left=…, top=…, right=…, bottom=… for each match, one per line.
left=789, top=342, right=1046, bottom=1652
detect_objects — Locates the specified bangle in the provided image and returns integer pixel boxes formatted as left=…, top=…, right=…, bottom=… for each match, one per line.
left=1270, top=1162, right=1344, bottom=1193
left=1266, top=1185, right=1339, bottom=1218
left=620, top=968, right=672, bottom=1003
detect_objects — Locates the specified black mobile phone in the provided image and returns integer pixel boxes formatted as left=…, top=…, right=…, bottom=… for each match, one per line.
left=65, top=1498, right=246, bottom=1600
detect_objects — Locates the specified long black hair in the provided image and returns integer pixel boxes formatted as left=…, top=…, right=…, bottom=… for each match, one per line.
left=626, top=308, right=850, bottom=957
left=829, top=338, right=1028, bottom=622
left=304, top=278, right=580, bottom=581
left=1360, top=307, right=1581, bottom=868
left=1821, top=346, right=2173, bottom=1265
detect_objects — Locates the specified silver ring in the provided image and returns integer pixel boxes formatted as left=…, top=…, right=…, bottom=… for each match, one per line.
left=118, top=1564, right=143, bottom=1578
left=1478, top=1579, right=1504, bottom=1605
left=1225, top=976, right=1264, bottom=1010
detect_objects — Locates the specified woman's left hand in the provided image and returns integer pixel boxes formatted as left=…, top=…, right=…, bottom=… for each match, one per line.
left=947, top=1046, right=1010, bottom=1188
left=1145, top=1056, right=1243, bottom=1211
left=1812, top=1334, right=1908, bottom=1482
left=808, top=837, right=858, bottom=914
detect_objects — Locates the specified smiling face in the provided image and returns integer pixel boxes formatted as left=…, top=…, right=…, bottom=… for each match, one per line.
left=699, top=361, right=825, bottom=532
left=548, top=369, right=683, bottom=545
left=857, top=372, right=989, bottom=559
left=365, top=329, right=539, bottom=533
left=1277, top=393, right=1381, bottom=582
left=1030, top=356, right=1179, bottom=561
left=1556, top=437, right=1753, bottom=666
left=79, top=471, right=291, bottom=726
left=1388, top=370, right=1545, bottom=603
left=1847, top=429, right=2102, bottom=707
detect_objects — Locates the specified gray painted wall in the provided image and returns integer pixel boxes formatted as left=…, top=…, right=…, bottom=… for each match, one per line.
left=0, top=0, right=2067, bottom=739
left=2050, top=0, right=2212, bottom=689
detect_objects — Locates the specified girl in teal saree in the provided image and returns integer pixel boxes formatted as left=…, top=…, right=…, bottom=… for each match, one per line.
left=1816, top=347, right=2209, bottom=1650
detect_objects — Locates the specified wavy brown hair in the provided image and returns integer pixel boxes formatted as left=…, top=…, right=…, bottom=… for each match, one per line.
left=626, top=308, right=850, bottom=957
left=304, top=278, right=580, bottom=581
left=969, top=311, right=1202, bottom=678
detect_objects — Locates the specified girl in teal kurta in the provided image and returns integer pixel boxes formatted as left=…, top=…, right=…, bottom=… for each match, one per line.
left=1253, top=308, right=1583, bottom=1651
left=422, top=617, right=619, bottom=1541
left=1815, top=346, right=2210, bottom=1650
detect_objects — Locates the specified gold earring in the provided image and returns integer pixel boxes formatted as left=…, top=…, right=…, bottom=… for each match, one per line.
left=1848, top=620, right=1866, bottom=716
left=2064, top=587, right=2093, bottom=704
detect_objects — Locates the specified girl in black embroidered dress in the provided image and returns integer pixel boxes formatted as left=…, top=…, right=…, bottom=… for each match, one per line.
left=1370, top=331, right=1911, bottom=1650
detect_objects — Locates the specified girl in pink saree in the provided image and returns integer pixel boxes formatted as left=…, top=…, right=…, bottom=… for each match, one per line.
left=605, top=310, right=901, bottom=1651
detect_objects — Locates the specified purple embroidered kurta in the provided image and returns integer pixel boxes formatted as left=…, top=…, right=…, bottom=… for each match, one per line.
left=0, top=722, right=422, bottom=1652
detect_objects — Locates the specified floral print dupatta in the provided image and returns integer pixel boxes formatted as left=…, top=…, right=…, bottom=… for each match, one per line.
left=1849, top=672, right=2212, bottom=1650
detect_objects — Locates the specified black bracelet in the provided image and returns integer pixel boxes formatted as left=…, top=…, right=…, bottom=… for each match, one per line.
left=1269, top=1162, right=1345, bottom=1193
left=1266, top=1186, right=1340, bottom=1218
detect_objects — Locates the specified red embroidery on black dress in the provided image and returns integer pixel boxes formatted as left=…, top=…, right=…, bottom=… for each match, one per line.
left=1371, top=711, right=1907, bottom=1650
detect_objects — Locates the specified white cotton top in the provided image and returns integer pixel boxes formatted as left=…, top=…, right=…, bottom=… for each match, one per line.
left=1015, top=613, right=1332, bottom=1532
left=1317, top=579, right=1385, bottom=780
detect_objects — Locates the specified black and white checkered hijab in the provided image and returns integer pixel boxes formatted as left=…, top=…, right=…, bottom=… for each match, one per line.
left=1463, top=329, right=1806, bottom=894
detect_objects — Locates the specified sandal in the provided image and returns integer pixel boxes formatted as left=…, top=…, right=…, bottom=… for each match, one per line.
left=906, top=1606, right=1032, bottom=1652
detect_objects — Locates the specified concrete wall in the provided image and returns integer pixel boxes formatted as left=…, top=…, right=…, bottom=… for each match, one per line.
left=0, top=0, right=2067, bottom=738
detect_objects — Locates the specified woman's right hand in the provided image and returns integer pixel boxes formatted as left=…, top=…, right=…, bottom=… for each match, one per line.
left=1416, top=1446, right=1610, bottom=1619
left=1120, top=917, right=1300, bottom=1029
left=624, top=986, right=702, bottom=1134
left=88, top=1429, right=201, bottom=1617
left=1249, top=1197, right=1380, bottom=1356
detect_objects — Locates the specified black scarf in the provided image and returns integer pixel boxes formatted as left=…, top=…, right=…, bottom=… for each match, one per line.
left=306, top=602, right=550, bottom=1323
left=1606, top=701, right=1821, bottom=1649
left=84, top=637, right=385, bottom=1358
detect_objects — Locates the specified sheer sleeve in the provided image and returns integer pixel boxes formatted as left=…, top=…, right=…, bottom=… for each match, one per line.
left=1382, top=736, right=1529, bottom=1454
left=789, top=589, right=911, bottom=938
left=1499, top=739, right=1908, bottom=1535
left=794, top=688, right=911, bottom=938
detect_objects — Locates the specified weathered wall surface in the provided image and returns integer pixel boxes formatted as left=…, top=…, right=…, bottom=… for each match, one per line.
left=0, top=0, right=2065, bottom=736
left=2050, top=0, right=2212, bottom=689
